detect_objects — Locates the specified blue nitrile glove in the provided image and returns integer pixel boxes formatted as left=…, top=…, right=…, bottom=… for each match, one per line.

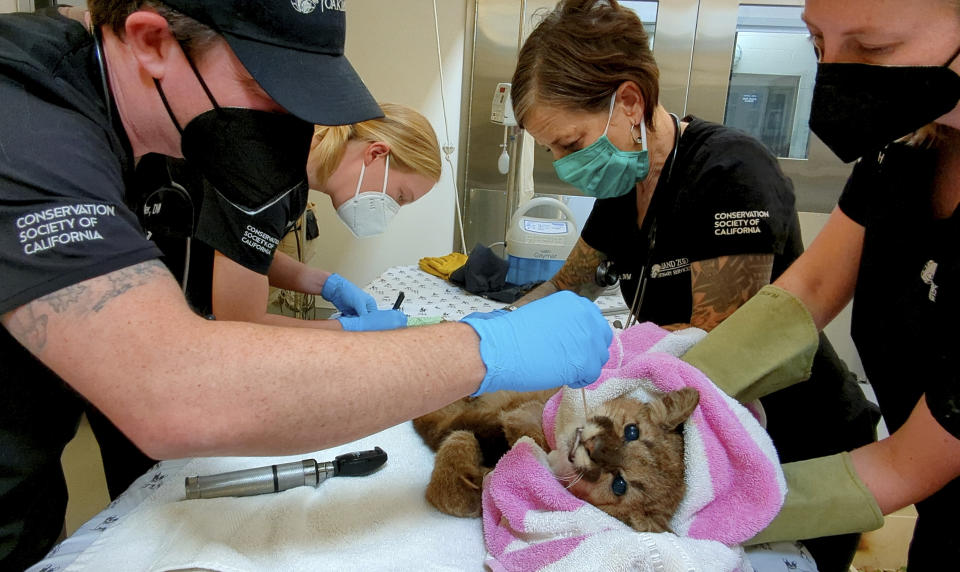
left=321, top=273, right=378, bottom=316
left=462, top=291, right=611, bottom=396
left=461, top=309, right=508, bottom=321
left=338, top=309, right=408, bottom=332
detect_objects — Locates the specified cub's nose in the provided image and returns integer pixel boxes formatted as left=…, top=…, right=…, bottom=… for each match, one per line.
left=582, top=435, right=598, bottom=456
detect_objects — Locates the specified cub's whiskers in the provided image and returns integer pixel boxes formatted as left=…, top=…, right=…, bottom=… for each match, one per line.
left=555, top=469, right=585, bottom=489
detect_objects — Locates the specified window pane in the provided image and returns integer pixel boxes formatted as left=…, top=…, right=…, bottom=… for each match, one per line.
left=723, top=5, right=816, bottom=159
left=622, top=1, right=658, bottom=48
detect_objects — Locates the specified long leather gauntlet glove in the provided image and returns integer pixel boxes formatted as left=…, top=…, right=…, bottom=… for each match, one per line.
left=681, top=284, right=819, bottom=403
left=748, top=452, right=884, bottom=544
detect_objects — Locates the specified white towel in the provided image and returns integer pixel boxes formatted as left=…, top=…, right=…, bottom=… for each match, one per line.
left=482, top=324, right=786, bottom=571
left=66, top=423, right=486, bottom=572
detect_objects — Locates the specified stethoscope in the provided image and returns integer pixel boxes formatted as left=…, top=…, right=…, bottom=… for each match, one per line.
left=92, top=26, right=196, bottom=294
left=91, top=24, right=114, bottom=127
left=619, top=112, right=682, bottom=329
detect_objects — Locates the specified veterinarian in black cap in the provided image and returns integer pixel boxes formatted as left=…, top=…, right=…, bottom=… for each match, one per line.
left=0, top=2, right=612, bottom=568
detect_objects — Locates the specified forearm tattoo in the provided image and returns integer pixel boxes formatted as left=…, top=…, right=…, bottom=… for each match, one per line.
left=550, top=239, right=607, bottom=300
left=689, top=254, right=773, bottom=331
left=5, top=260, right=169, bottom=353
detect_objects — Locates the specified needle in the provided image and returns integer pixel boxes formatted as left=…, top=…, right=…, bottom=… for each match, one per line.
left=581, top=387, right=589, bottom=424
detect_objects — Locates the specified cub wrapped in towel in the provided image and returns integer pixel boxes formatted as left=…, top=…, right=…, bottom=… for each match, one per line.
left=413, top=386, right=699, bottom=532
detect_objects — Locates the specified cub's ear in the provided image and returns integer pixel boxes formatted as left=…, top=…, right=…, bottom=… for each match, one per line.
left=650, top=387, right=700, bottom=431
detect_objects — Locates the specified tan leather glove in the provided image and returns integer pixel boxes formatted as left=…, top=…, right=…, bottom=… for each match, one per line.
left=749, top=452, right=885, bottom=544
left=419, top=252, right=468, bottom=280
left=681, top=284, right=819, bottom=403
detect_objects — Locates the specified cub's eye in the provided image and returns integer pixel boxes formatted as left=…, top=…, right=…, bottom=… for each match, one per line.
left=624, top=423, right=639, bottom=441
left=611, top=474, right=628, bottom=496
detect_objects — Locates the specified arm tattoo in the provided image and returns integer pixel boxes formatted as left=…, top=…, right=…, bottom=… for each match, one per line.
left=689, top=254, right=773, bottom=331
left=549, top=239, right=607, bottom=300
left=5, top=260, right=169, bottom=353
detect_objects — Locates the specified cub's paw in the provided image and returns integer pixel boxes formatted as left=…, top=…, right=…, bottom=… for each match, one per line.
left=500, top=402, right=548, bottom=450
left=425, top=430, right=488, bottom=517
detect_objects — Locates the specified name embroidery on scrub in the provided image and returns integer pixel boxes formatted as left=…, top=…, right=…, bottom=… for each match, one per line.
left=921, top=260, right=939, bottom=302
left=650, top=258, right=690, bottom=279
left=291, top=0, right=344, bottom=15
left=16, top=203, right=116, bottom=255
left=242, top=224, right=280, bottom=255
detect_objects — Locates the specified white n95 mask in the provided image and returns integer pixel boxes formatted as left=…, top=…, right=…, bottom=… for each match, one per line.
left=336, top=154, right=399, bottom=238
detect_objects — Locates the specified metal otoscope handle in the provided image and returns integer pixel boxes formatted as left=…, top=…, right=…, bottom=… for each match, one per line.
left=184, top=447, right=387, bottom=499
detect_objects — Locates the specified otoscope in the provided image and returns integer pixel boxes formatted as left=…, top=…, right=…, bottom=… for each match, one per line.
left=184, top=447, right=387, bottom=499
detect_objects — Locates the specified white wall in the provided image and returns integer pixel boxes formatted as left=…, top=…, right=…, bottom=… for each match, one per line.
left=306, top=0, right=466, bottom=291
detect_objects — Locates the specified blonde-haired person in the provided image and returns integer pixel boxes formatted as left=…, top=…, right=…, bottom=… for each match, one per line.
left=680, top=0, right=960, bottom=568
left=504, top=2, right=877, bottom=568
left=210, top=103, right=441, bottom=331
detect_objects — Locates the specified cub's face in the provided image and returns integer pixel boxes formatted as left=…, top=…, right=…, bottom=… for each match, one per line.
left=546, top=388, right=699, bottom=531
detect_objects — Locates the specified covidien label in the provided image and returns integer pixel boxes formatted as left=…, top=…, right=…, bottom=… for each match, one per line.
left=521, top=220, right=568, bottom=234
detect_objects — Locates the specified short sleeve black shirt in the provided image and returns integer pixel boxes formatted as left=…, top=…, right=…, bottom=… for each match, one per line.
left=580, top=117, right=801, bottom=325
left=840, top=144, right=960, bottom=439
left=0, top=15, right=161, bottom=314
left=194, top=177, right=308, bottom=275
left=0, top=12, right=160, bottom=569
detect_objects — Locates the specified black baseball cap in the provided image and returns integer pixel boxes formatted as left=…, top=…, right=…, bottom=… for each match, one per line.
left=161, top=0, right=382, bottom=126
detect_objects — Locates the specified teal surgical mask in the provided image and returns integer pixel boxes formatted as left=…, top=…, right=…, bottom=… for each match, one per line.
left=553, top=94, right=649, bottom=199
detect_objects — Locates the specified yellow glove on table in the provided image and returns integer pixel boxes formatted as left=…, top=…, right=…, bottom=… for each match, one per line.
left=749, top=452, right=884, bottom=544
left=419, top=252, right=468, bottom=280
left=681, top=284, right=819, bottom=403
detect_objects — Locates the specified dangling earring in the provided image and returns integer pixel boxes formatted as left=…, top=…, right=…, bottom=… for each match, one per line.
left=631, top=124, right=643, bottom=144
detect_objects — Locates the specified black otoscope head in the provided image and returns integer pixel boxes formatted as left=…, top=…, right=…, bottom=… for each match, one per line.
left=334, top=446, right=388, bottom=477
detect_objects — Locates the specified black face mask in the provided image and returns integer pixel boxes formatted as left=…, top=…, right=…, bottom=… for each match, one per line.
left=154, top=50, right=314, bottom=215
left=809, top=45, right=960, bottom=163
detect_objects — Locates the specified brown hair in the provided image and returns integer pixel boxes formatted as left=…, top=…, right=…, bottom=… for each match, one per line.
left=511, top=0, right=659, bottom=130
left=310, top=103, right=442, bottom=187
left=88, top=0, right=220, bottom=57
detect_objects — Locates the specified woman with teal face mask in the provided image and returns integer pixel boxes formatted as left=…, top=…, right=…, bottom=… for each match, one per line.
left=551, top=92, right=652, bottom=200
left=501, top=1, right=881, bottom=570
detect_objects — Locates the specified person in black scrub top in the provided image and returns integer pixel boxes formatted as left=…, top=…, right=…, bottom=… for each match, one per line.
left=505, top=2, right=879, bottom=570
left=674, top=0, right=960, bottom=568
left=0, top=3, right=612, bottom=569
left=208, top=103, right=442, bottom=330
left=132, top=102, right=442, bottom=330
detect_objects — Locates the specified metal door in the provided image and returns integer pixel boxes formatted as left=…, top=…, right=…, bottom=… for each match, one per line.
left=685, top=0, right=851, bottom=213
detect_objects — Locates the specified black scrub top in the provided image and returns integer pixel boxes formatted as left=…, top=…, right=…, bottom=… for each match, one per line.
left=194, top=173, right=308, bottom=275
left=581, top=116, right=801, bottom=324
left=840, top=143, right=960, bottom=439
left=0, top=11, right=161, bottom=569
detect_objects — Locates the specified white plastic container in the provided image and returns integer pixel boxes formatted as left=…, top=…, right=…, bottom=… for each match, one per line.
left=505, top=197, right=579, bottom=285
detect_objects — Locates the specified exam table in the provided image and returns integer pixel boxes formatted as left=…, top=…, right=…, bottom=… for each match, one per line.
left=29, top=266, right=814, bottom=571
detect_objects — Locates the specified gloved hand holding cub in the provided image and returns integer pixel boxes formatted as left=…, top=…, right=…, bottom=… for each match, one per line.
left=462, top=291, right=611, bottom=395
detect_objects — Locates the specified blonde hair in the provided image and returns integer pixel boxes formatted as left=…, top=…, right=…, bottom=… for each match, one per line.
left=310, top=103, right=442, bottom=187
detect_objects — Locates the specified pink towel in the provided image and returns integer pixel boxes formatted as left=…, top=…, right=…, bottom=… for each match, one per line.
left=482, top=323, right=786, bottom=571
